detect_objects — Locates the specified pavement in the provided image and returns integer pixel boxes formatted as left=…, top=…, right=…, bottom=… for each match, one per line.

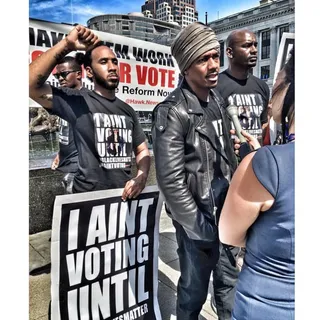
left=29, top=204, right=218, bottom=320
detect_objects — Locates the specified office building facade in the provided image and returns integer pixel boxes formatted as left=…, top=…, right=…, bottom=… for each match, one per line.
left=142, top=0, right=198, bottom=27
left=87, top=12, right=181, bottom=46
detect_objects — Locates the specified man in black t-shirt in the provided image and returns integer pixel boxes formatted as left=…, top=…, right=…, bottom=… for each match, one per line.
left=51, top=56, right=82, bottom=194
left=213, top=28, right=270, bottom=316
left=30, top=25, right=150, bottom=200
left=216, top=29, right=270, bottom=145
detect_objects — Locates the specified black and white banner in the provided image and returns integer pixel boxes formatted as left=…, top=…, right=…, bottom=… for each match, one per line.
left=29, top=18, right=180, bottom=111
left=51, top=186, right=163, bottom=320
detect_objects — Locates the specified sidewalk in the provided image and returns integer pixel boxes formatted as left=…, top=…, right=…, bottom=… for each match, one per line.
left=29, top=204, right=218, bottom=320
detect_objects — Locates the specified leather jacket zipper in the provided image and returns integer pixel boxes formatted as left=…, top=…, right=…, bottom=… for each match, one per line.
left=205, top=139, right=218, bottom=224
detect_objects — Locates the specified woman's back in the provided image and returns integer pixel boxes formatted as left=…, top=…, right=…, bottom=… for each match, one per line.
left=232, top=143, right=295, bottom=320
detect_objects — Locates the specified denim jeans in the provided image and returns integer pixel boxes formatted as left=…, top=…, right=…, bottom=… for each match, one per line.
left=173, top=220, right=220, bottom=320
left=61, top=173, right=75, bottom=194
left=212, top=243, right=240, bottom=319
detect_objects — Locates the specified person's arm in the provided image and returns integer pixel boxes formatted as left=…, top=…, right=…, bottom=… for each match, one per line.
left=152, top=106, right=215, bottom=241
left=29, top=25, right=99, bottom=110
left=218, top=151, right=274, bottom=247
left=121, top=141, right=150, bottom=201
left=51, top=153, right=60, bottom=170
left=260, top=84, right=271, bottom=126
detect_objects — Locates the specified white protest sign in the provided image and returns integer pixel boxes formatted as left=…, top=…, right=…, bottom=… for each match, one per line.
left=51, top=186, right=163, bottom=320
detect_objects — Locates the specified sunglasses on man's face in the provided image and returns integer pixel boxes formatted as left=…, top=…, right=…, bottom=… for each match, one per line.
left=53, top=70, right=78, bottom=79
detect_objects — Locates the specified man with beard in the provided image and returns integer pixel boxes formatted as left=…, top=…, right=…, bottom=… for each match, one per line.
left=29, top=25, right=150, bottom=199
left=212, top=29, right=270, bottom=317
left=51, top=56, right=82, bottom=194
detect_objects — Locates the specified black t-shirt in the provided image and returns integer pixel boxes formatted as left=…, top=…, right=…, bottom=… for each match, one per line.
left=50, top=86, right=146, bottom=193
left=200, top=96, right=226, bottom=151
left=56, top=117, right=78, bottom=174
left=198, top=93, right=234, bottom=217
left=216, top=70, right=270, bottom=144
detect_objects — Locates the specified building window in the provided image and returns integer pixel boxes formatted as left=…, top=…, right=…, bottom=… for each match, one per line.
left=260, top=65, right=270, bottom=80
left=261, top=30, right=270, bottom=59
left=279, top=25, right=289, bottom=44
left=219, top=41, right=224, bottom=67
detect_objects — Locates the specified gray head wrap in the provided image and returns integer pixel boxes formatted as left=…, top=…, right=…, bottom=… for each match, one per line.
left=171, top=22, right=220, bottom=74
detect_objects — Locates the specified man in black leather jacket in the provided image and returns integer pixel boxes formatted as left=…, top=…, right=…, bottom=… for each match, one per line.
left=152, top=22, right=238, bottom=320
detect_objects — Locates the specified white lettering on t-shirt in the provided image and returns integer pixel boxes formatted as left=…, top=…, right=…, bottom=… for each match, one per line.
left=93, top=113, right=132, bottom=169
left=212, top=119, right=225, bottom=149
left=227, top=93, right=264, bottom=141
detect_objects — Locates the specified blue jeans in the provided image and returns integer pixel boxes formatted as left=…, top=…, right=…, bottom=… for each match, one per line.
left=212, top=243, right=240, bottom=319
left=173, top=220, right=220, bottom=320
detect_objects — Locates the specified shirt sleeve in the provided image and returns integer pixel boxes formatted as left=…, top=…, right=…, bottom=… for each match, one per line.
left=130, top=108, right=147, bottom=149
left=50, top=86, right=83, bottom=125
left=252, top=146, right=279, bottom=198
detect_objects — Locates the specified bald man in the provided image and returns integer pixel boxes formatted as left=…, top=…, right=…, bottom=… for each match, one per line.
left=152, top=22, right=238, bottom=320
left=213, top=28, right=270, bottom=316
left=216, top=29, right=270, bottom=145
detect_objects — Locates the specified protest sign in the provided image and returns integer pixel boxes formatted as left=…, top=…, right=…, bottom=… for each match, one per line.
left=51, top=186, right=163, bottom=320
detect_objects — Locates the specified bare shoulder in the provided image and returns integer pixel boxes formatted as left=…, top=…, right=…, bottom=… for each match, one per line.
left=230, top=151, right=274, bottom=211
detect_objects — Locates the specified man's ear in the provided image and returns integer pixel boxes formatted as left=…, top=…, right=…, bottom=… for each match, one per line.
left=226, top=47, right=233, bottom=59
left=76, top=70, right=82, bottom=80
left=85, top=66, right=93, bottom=80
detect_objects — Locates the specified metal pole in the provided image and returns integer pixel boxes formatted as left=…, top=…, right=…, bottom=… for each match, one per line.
left=205, top=12, right=208, bottom=25
left=71, top=0, right=74, bottom=24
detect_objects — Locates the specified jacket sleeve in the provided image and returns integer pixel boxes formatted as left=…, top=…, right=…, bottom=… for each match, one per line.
left=152, top=104, right=215, bottom=241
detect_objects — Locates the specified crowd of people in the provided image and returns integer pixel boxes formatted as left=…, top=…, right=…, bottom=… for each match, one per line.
left=29, top=21, right=295, bottom=320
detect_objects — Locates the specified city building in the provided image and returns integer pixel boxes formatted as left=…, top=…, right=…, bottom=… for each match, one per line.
left=87, top=12, right=181, bottom=46
left=208, top=0, right=294, bottom=91
left=141, top=0, right=156, bottom=17
left=142, top=0, right=198, bottom=27
left=156, top=2, right=174, bottom=23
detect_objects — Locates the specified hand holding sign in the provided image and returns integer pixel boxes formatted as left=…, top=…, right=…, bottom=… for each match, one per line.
left=122, top=174, right=147, bottom=201
left=51, top=186, right=163, bottom=320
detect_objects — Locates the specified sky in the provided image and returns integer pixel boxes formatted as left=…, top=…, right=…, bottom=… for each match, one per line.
left=29, top=0, right=261, bottom=26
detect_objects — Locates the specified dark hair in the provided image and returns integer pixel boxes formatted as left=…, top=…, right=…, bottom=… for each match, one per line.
left=82, top=41, right=106, bottom=68
left=281, top=47, right=295, bottom=143
left=56, top=55, right=81, bottom=71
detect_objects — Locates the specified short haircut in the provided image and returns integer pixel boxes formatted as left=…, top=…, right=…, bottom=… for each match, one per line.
left=226, top=29, right=255, bottom=49
left=56, top=55, right=82, bottom=71
left=81, top=41, right=106, bottom=68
